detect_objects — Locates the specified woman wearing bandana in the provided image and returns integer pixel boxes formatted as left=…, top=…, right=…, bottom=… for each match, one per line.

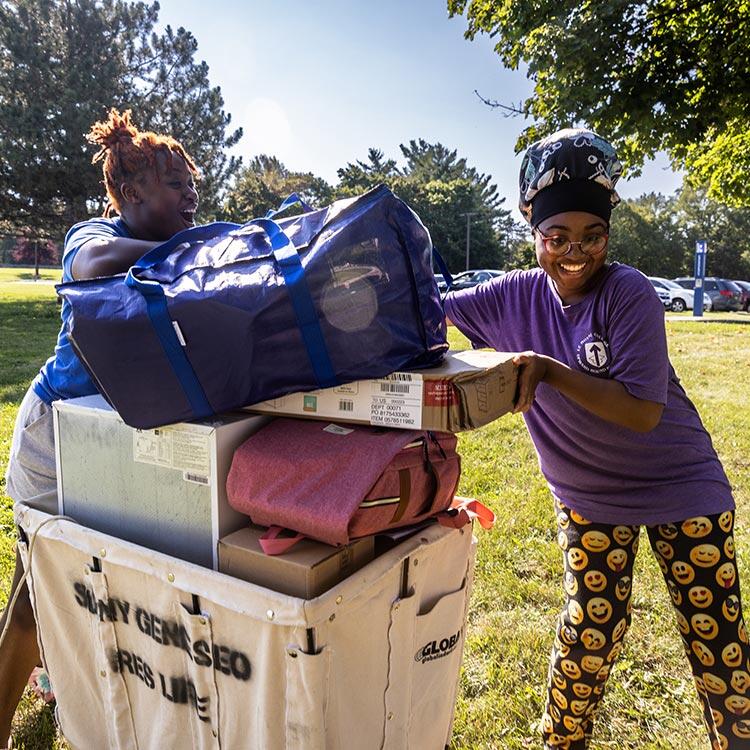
left=446, top=129, right=749, bottom=749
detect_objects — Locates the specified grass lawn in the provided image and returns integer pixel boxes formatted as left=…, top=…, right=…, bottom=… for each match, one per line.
left=1, top=267, right=748, bottom=749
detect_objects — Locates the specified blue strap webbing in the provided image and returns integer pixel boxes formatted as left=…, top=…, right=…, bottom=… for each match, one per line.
left=432, top=247, right=454, bottom=291
left=124, top=272, right=213, bottom=420
left=265, top=193, right=314, bottom=219
left=249, top=218, right=338, bottom=388
left=133, top=222, right=241, bottom=272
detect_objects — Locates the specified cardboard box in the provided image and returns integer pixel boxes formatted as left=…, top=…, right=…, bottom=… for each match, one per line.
left=54, top=394, right=271, bottom=569
left=218, top=525, right=375, bottom=598
left=244, top=349, right=517, bottom=432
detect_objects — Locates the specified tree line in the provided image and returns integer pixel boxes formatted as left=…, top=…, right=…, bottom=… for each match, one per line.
left=1, top=0, right=749, bottom=280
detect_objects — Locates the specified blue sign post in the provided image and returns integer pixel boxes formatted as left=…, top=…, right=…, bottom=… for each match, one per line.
left=693, top=240, right=707, bottom=318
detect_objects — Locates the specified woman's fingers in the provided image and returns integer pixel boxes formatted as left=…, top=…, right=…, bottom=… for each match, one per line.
left=512, top=352, right=540, bottom=413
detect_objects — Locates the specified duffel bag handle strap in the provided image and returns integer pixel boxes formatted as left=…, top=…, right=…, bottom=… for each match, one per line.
left=122, top=222, right=240, bottom=422
left=131, top=222, right=241, bottom=272
left=432, top=246, right=453, bottom=291
left=247, top=218, right=338, bottom=389
left=124, top=271, right=213, bottom=421
left=438, top=497, right=495, bottom=530
left=259, top=525, right=306, bottom=556
left=265, top=193, right=314, bottom=219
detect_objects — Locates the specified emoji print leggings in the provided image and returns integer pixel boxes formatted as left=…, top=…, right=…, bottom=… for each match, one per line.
left=543, top=499, right=750, bottom=750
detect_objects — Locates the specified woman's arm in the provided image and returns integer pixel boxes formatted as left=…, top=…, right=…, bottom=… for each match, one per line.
left=512, top=352, right=664, bottom=433
left=71, top=237, right=160, bottom=280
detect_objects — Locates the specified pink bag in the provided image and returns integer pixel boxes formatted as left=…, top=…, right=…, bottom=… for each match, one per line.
left=226, top=418, right=461, bottom=547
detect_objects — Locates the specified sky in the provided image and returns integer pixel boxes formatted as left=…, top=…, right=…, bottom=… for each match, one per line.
left=157, top=0, right=683, bottom=214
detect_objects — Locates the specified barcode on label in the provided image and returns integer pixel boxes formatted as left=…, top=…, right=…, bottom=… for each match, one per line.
left=385, top=373, right=413, bottom=382
left=339, top=399, right=354, bottom=412
left=380, top=383, right=411, bottom=394
left=184, top=473, right=209, bottom=485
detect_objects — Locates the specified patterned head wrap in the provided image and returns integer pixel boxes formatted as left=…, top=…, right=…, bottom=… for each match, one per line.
left=518, top=128, right=622, bottom=226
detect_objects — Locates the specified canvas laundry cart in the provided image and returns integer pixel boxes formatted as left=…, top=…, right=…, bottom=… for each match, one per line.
left=16, top=504, right=476, bottom=750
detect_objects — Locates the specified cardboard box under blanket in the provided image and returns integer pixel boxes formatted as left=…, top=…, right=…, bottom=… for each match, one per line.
left=219, top=525, right=375, bottom=599
left=54, top=394, right=270, bottom=570
left=245, top=349, right=518, bottom=431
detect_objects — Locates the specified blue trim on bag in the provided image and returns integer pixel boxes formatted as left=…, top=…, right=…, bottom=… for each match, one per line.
left=133, top=222, right=241, bottom=271
left=432, top=247, right=453, bottom=290
left=124, top=273, right=213, bottom=420
left=248, top=218, right=338, bottom=388
left=265, top=193, right=314, bottom=219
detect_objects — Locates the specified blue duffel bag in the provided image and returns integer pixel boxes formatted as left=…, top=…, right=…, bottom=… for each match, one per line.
left=57, top=185, right=449, bottom=429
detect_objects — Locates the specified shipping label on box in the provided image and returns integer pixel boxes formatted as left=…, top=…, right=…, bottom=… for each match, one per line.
left=133, top=424, right=212, bottom=484
left=246, top=350, right=518, bottom=432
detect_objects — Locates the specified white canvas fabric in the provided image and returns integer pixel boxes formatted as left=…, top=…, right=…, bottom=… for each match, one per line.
left=15, top=504, right=476, bottom=750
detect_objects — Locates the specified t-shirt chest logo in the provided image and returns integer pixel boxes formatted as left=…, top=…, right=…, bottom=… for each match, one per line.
left=576, top=332, right=610, bottom=374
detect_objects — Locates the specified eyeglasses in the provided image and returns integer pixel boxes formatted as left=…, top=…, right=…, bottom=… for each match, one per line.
left=535, top=229, right=609, bottom=258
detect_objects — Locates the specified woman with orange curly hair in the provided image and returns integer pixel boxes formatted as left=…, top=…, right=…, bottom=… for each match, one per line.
left=1, top=108, right=199, bottom=747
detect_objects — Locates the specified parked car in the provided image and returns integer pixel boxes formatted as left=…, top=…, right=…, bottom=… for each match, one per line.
left=448, top=269, right=505, bottom=291
left=648, top=277, right=697, bottom=312
left=733, top=280, right=750, bottom=311
left=673, top=277, right=743, bottom=311
left=652, top=285, right=671, bottom=309
left=434, top=273, right=447, bottom=292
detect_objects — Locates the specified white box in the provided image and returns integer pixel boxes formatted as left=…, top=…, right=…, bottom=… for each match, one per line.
left=54, top=394, right=270, bottom=569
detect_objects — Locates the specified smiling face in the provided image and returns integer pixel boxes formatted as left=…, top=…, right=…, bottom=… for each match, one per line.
left=690, top=544, right=721, bottom=568
left=123, top=152, right=199, bottom=241
left=658, top=523, right=679, bottom=540
left=535, top=211, right=609, bottom=304
left=692, top=640, right=715, bottom=667
left=723, top=643, right=744, bottom=668
left=607, top=549, right=628, bottom=573
left=726, top=536, right=736, bottom=559
left=581, top=531, right=610, bottom=553
left=719, top=512, right=733, bottom=533
left=724, top=595, right=741, bottom=622
left=688, top=586, right=714, bottom=609
left=572, top=682, right=592, bottom=699
left=731, top=670, right=750, bottom=694
left=704, top=672, right=728, bottom=695
left=564, top=570, right=579, bottom=597
left=581, top=654, right=604, bottom=674
left=671, top=560, right=696, bottom=585
left=725, top=695, right=750, bottom=715
left=561, top=659, right=582, bottom=680
left=587, top=597, right=613, bottom=625
left=717, top=562, right=737, bottom=590
left=692, top=614, right=720, bottom=640
left=568, top=548, right=589, bottom=571
left=584, top=570, right=608, bottom=593
left=655, top=541, right=674, bottom=560
left=581, top=628, right=606, bottom=651
left=682, top=516, right=713, bottom=538
left=568, top=600, right=585, bottom=625
left=612, top=526, right=635, bottom=546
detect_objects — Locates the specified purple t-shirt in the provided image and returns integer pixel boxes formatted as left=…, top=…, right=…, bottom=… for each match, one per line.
left=445, top=263, right=733, bottom=525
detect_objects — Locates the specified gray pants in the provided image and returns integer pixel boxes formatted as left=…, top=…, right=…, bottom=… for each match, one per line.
left=5, top=387, right=57, bottom=514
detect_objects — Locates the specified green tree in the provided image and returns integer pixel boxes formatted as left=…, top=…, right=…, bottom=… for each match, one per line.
left=607, top=193, right=683, bottom=275
left=123, top=22, right=242, bottom=221
left=336, top=140, right=519, bottom=272
left=0, top=0, right=241, bottom=240
left=448, top=0, right=750, bottom=206
left=670, top=186, right=750, bottom=279
left=222, top=155, right=333, bottom=222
